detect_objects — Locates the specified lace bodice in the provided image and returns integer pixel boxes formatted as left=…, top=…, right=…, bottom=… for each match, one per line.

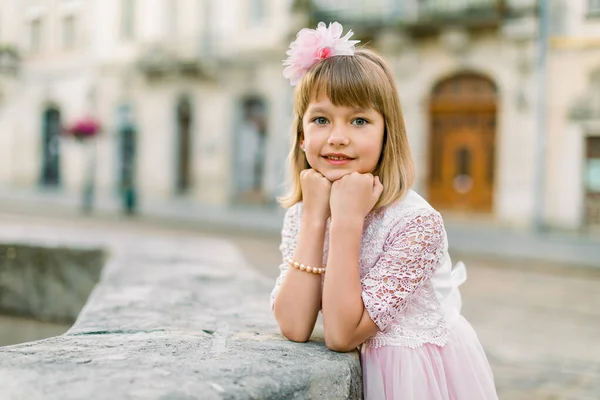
left=270, top=190, right=466, bottom=349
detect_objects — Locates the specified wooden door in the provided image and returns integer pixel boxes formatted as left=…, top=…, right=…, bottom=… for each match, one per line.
left=428, top=74, right=497, bottom=212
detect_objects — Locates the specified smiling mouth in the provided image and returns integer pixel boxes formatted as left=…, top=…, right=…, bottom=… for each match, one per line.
left=323, top=155, right=354, bottom=161
left=322, top=154, right=354, bottom=161
left=322, top=155, right=355, bottom=166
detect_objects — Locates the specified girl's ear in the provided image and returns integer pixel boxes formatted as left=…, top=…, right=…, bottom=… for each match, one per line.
left=299, top=136, right=305, bottom=152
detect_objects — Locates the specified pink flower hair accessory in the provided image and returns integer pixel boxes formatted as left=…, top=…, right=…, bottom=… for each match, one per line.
left=283, top=21, right=360, bottom=86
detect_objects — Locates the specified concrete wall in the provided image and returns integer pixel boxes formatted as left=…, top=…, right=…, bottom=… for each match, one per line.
left=0, top=243, right=105, bottom=323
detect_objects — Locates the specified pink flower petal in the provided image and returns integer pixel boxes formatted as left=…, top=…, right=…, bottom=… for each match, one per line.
left=282, top=21, right=360, bottom=86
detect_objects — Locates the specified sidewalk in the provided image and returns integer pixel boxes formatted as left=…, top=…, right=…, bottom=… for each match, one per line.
left=0, top=187, right=598, bottom=268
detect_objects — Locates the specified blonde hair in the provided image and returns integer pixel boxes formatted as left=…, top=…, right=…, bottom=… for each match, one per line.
left=279, top=48, right=415, bottom=210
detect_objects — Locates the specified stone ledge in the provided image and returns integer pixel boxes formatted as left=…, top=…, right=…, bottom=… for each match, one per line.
left=0, top=225, right=362, bottom=399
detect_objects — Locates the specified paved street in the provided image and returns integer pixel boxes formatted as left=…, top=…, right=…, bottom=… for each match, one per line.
left=1, top=209, right=599, bottom=399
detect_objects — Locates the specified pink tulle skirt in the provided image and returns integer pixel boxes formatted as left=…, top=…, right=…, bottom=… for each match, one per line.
left=361, top=316, right=498, bottom=400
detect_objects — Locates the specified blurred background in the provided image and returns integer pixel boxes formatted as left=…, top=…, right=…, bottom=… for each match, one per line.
left=0, top=0, right=598, bottom=230
left=0, top=0, right=599, bottom=399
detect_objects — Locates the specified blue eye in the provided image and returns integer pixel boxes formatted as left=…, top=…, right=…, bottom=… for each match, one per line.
left=352, top=118, right=368, bottom=126
left=313, top=117, right=328, bottom=125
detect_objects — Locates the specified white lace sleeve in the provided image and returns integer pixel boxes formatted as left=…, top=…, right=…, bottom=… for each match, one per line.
left=270, top=203, right=302, bottom=310
left=361, top=209, right=445, bottom=331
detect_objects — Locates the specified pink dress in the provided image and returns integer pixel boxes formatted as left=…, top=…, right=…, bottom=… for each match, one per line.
left=271, top=190, right=498, bottom=399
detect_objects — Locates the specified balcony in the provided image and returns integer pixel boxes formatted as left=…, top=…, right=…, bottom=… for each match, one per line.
left=307, top=0, right=533, bottom=36
left=136, top=34, right=234, bottom=81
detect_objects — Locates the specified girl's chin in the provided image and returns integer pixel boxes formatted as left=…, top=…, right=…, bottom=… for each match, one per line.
left=321, top=170, right=352, bottom=182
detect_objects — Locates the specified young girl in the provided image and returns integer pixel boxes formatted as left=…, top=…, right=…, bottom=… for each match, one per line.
left=270, top=22, right=498, bottom=399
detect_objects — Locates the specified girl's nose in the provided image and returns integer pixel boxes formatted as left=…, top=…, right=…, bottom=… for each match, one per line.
left=327, top=125, right=350, bottom=146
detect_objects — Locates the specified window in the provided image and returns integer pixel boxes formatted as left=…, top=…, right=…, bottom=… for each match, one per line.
left=249, top=0, right=266, bottom=25
left=585, top=137, right=600, bottom=227
left=121, top=0, right=135, bottom=39
left=30, top=18, right=42, bottom=53
left=590, top=0, right=600, bottom=16
left=456, top=147, right=471, bottom=176
left=549, top=0, right=566, bottom=35
left=63, top=16, right=75, bottom=49
left=167, top=0, right=178, bottom=35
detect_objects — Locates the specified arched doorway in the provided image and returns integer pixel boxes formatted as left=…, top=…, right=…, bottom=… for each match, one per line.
left=41, top=107, right=62, bottom=186
left=428, top=73, right=497, bottom=212
left=234, top=96, right=268, bottom=204
left=175, top=96, right=193, bottom=194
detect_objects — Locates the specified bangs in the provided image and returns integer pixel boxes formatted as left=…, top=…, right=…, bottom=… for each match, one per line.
left=295, top=52, right=388, bottom=116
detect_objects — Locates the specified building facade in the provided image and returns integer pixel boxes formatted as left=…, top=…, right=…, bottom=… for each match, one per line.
left=0, top=0, right=598, bottom=233
left=545, top=0, right=600, bottom=231
left=0, top=0, right=295, bottom=213
left=307, top=0, right=600, bottom=232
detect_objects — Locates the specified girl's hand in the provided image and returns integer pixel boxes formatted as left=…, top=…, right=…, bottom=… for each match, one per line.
left=300, top=168, right=332, bottom=223
left=330, top=173, right=383, bottom=221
